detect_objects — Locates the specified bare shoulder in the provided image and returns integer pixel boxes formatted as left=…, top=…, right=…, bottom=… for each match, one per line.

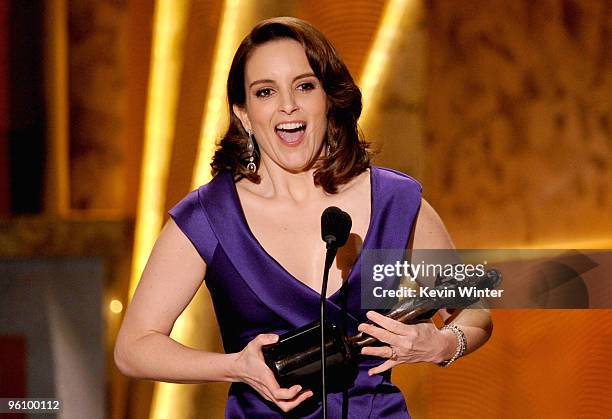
left=411, top=198, right=455, bottom=250
left=158, top=218, right=203, bottom=255
left=335, top=167, right=371, bottom=194
left=149, top=219, right=207, bottom=283
left=118, top=219, right=206, bottom=338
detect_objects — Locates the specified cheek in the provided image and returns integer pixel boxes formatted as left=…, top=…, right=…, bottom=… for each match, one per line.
left=247, top=105, right=273, bottom=130
left=307, top=94, right=328, bottom=120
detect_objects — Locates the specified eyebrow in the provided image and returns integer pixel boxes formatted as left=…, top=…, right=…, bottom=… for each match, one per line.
left=248, top=72, right=317, bottom=89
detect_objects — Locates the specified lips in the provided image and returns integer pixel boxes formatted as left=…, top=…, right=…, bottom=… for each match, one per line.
left=275, top=121, right=306, bottom=146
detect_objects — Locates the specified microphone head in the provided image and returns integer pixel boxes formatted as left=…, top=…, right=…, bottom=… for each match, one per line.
left=321, top=206, right=352, bottom=248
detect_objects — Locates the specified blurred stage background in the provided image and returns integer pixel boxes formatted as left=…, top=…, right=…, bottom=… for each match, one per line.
left=0, top=0, right=611, bottom=418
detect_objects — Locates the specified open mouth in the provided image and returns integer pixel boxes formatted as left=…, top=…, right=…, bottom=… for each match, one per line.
left=274, top=121, right=307, bottom=145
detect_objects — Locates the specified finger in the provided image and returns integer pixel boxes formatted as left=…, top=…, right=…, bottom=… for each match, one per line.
left=368, top=359, right=398, bottom=376
left=260, top=390, right=273, bottom=402
left=269, top=382, right=303, bottom=400
left=361, top=345, right=395, bottom=358
left=255, top=368, right=299, bottom=401
left=277, top=390, right=314, bottom=412
left=250, top=377, right=275, bottom=402
left=262, top=365, right=296, bottom=392
left=358, top=322, right=398, bottom=344
left=254, top=333, right=279, bottom=347
left=366, top=311, right=410, bottom=335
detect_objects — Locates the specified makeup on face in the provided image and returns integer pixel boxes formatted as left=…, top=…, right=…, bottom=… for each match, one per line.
left=236, top=39, right=328, bottom=171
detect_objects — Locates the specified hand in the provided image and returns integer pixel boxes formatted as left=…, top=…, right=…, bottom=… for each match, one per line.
left=358, top=311, right=455, bottom=376
left=233, top=333, right=314, bottom=412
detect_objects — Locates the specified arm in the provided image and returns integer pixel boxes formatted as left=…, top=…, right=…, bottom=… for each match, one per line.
left=114, top=219, right=312, bottom=410
left=359, top=198, right=493, bottom=373
left=114, top=219, right=236, bottom=383
left=411, top=198, right=493, bottom=359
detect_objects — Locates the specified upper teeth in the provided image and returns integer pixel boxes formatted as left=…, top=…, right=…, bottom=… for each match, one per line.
left=276, top=122, right=305, bottom=130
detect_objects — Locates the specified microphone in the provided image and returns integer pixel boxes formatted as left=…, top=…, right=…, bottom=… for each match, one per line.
left=320, top=206, right=351, bottom=419
left=321, top=206, right=352, bottom=249
left=321, top=206, right=352, bottom=271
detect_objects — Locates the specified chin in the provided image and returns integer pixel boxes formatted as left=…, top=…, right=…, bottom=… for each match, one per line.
left=274, top=147, right=320, bottom=171
left=279, top=162, right=311, bottom=173
left=276, top=155, right=317, bottom=173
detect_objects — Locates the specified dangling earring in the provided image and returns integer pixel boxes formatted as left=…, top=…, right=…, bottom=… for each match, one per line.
left=246, top=131, right=257, bottom=172
left=326, top=138, right=335, bottom=157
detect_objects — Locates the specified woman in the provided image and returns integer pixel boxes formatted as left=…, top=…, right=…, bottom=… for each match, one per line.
left=114, top=17, right=492, bottom=418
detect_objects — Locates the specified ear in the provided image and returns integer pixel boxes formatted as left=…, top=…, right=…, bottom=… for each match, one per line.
left=232, top=104, right=251, bottom=133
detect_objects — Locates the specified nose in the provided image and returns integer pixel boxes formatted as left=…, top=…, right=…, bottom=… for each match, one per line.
left=278, top=90, right=298, bottom=114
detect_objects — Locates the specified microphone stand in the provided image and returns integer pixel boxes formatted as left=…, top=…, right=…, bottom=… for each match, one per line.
left=320, top=240, right=337, bottom=419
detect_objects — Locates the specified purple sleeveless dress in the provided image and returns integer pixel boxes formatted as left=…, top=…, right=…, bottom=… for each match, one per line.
left=169, top=166, right=422, bottom=418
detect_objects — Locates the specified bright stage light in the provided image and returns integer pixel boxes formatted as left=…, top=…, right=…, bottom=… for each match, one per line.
left=109, top=299, right=123, bottom=314
left=128, top=0, right=190, bottom=300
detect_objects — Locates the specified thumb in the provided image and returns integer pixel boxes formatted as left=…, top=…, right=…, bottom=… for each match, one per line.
left=255, top=333, right=279, bottom=346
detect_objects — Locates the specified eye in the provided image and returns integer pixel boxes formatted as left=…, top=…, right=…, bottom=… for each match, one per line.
left=297, top=81, right=316, bottom=92
left=255, top=87, right=273, bottom=98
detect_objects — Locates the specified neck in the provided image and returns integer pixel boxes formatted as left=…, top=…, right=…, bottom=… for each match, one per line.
left=256, top=158, right=325, bottom=202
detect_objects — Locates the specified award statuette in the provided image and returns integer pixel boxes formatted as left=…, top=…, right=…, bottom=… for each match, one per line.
left=262, top=268, right=502, bottom=392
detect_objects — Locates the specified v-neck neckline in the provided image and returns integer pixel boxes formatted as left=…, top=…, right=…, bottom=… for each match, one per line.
left=228, top=166, right=378, bottom=301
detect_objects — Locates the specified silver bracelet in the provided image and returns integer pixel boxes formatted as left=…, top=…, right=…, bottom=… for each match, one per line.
left=438, top=324, right=467, bottom=367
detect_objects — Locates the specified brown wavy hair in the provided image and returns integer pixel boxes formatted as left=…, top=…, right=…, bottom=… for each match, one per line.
left=210, top=17, right=371, bottom=193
